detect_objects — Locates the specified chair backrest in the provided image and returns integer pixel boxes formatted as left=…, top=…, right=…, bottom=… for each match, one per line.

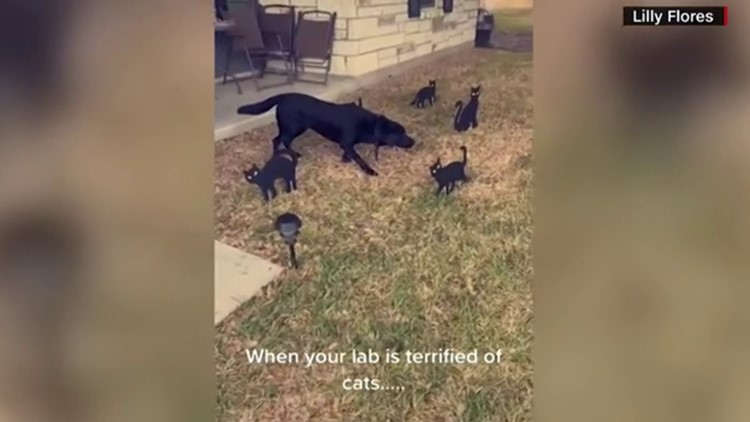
left=230, top=3, right=265, bottom=51
left=294, top=10, right=336, bottom=60
left=259, top=5, right=295, bottom=52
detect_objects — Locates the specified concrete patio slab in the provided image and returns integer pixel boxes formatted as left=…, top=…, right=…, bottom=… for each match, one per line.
left=214, top=241, right=284, bottom=324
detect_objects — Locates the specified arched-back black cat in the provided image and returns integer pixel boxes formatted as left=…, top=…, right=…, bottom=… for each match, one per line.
left=454, top=85, right=481, bottom=132
left=429, top=146, right=468, bottom=195
left=410, top=79, right=437, bottom=108
left=243, top=150, right=298, bottom=202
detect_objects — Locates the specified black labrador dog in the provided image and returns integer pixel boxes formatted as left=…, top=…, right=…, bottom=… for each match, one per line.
left=237, top=93, right=416, bottom=176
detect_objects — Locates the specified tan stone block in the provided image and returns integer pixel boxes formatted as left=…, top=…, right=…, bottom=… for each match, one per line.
left=394, top=12, right=409, bottom=23
left=433, top=40, right=450, bottom=51
left=400, top=20, right=421, bottom=33
left=357, top=32, right=404, bottom=53
left=369, top=0, right=403, bottom=5
left=377, top=14, right=397, bottom=26
left=418, top=20, right=432, bottom=31
left=398, top=50, right=418, bottom=63
left=415, top=41, right=433, bottom=56
left=287, top=0, right=317, bottom=7
left=335, top=18, right=348, bottom=30
left=378, top=55, right=398, bottom=68
left=330, top=55, right=347, bottom=74
left=335, top=29, right=347, bottom=40
left=345, top=51, right=379, bottom=75
left=332, top=40, right=360, bottom=55
left=377, top=47, right=398, bottom=59
left=357, top=4, right=407, bottom=17
left=316, top=0, right=358, bottom=18
left=348, top=17, right=379, bottom=39
left=405, top=31, right=430, bottom=44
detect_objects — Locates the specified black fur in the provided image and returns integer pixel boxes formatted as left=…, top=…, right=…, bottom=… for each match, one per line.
left=237, top=93, right=415, bottom=176
left=410, top=79, right=437, bottom=108
left=243, top=150, right=298, bottom=202
left=454, top=85, right=481, bottom=132
left=429, top=146, right=468, bottom=195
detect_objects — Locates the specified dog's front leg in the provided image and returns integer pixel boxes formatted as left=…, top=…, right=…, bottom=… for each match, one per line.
left=343, top=142, right=377, bottom=176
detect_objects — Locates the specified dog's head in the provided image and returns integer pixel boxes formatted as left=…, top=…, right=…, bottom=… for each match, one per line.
left=373, top=115, right=415, bottom=149
left=429, top=158, right=442, bottom=176
left=243, top=165, right=260, bottom=184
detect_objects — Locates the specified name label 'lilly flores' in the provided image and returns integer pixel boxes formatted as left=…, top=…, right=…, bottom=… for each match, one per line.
left=623, top=7, right=727, bottom=26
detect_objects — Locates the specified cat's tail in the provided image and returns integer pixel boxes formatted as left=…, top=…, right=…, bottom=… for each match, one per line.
left=410, top=96, right=418, bottom=106
left=237, top=94, right=292, bottom=115
left=453, top=101, right=464, bottom=130
left=460, top=146, right=467, bottom=165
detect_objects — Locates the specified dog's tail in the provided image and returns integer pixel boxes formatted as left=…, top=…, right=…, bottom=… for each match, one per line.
left=460, top=146, right=467, bottom=165
left=453, top=101, right=464, bottom=130
left=237, top=94, right=291, bottom=115
left=410, top=96, right=417, bottom=106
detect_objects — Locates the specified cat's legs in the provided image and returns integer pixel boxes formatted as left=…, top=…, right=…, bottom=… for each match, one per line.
left=284, top=179, right=293, bottom=193
left=471, top=118, right=479, bottom=128
left=341, top=151, right=352, bottom=162
left=268, top=185, right=278, bottom=199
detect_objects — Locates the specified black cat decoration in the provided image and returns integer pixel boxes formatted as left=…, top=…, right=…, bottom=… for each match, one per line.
left=243, top=150, right=298, bottom=202
left=429, top=146, right=469, bottom=195
left=410, top=79, right=437, bottom=108
left=454, top=85, right=481, bottom=132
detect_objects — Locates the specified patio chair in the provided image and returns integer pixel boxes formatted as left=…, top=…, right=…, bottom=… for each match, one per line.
left=293, top=10, right=337, bottom=85
left=222, top=2, right=266, bottom=91
left=259, top=4, right=296, bottom=83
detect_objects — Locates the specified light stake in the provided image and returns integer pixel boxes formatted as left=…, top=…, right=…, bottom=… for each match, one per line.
left=274, top=212, right=302, bottom=269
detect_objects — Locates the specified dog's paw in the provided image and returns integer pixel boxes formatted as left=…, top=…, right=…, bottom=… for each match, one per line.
left=365, top=168, right=378, bottom=176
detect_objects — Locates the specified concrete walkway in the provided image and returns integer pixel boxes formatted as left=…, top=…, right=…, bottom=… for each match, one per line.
left=214, top=241, right=283, bottom=324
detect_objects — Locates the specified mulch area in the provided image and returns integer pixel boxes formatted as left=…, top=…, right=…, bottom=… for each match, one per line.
left=491, top=31, right=533, bottom=53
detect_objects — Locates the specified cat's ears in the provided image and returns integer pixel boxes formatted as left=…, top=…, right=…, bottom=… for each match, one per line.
left=471, top=85, right=482, bottom=91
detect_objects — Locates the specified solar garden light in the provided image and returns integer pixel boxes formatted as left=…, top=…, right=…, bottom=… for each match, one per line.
left=274, top=212, right=302, bottom=269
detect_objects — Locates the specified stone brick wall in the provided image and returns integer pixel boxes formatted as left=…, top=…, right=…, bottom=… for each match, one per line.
left=481, top=0, right=532, bottom=9
left=260, top=0, right=479, bottom=75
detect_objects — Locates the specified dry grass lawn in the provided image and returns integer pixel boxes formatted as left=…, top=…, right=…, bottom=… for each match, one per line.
left=215, top=49, right=532, bottom=421
left=493, top=9, right=533, bottom=33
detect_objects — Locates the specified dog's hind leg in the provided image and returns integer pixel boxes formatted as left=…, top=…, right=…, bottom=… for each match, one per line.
left=341, top=151, right=352, bottom=163
left=272, top=136, right=282, bottom=152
